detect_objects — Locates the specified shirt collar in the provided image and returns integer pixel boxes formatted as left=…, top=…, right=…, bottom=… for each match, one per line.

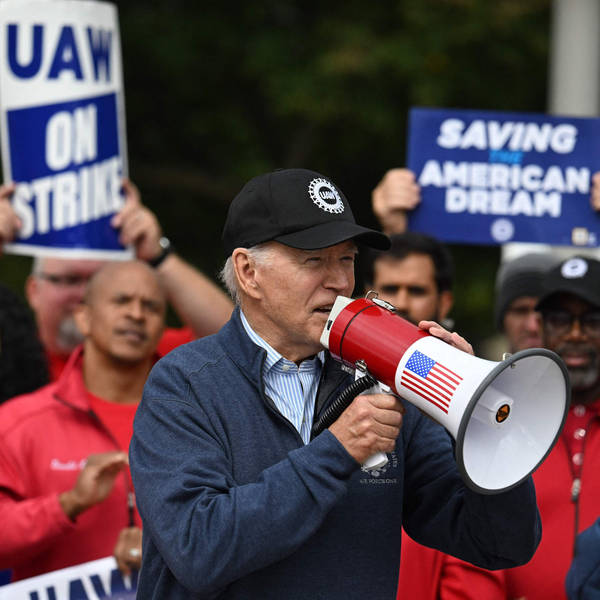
left=240, top=310, right=324, bottom=373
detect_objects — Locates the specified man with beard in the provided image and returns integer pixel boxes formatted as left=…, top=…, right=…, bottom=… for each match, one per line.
left=360, top=232, right=454, bottom=327
left=480, top=255, right=600, bottom=599
left=0, top=260, right=166, bottom=581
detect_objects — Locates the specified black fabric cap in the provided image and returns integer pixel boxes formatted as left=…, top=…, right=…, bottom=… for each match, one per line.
left=537, top=256, right=600, bottom=310
left=494, top=253, right=557, bottom=330
left=222, top=168, right=390, bottom=256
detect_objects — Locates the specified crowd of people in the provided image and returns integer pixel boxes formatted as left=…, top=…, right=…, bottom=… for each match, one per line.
left=0, top=164, right=597, bottom=599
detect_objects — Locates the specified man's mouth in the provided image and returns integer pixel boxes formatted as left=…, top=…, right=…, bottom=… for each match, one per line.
left=116, top=329, right=147, bottom=343
left=562, top=354, right=590, bottom=368
left=314, top=305, right=333, bottom=315
left=558, top=344, right=595, bottom=369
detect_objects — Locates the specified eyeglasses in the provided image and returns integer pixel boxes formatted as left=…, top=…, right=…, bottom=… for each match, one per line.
left=37, top=273, right=91, bottom=288
left=542, top=309, right=600, bottom=337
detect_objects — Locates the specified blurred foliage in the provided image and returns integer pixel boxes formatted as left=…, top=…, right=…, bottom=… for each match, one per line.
left=0, top=0, right=552, bottom=348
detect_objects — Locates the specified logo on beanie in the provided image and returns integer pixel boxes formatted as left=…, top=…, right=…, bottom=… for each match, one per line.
left=308, top=178, right=345, bottom=214
left=561, top=257, right=588, bottom=279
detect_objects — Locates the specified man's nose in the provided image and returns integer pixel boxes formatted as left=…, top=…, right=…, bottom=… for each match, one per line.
left=391, top=289, right=409, bottom=311
left=127, top=300, right=145, bottom=320
left=324, top=265, right=352, bottom=291
left=524, top=310, right=542, bottom=332
left=565, top=317, right=586, bottom=340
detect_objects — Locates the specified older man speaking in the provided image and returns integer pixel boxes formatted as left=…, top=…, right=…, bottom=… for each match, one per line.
left=131, top=168, right=541, bottom=600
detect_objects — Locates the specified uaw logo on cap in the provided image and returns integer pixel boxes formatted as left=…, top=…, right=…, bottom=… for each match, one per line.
left=308, top=178, right=345, bottom=214
left=561, top=257, right=588, bottom=279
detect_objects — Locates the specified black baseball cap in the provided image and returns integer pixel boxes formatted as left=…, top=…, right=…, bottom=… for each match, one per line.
left=536, top=256, right=600, bottom=310
left=222, top=168, right=390, bottom=256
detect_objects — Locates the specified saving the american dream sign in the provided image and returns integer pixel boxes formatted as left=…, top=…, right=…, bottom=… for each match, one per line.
left=407, top=107, right=600, bottom=247
left=0, top=0, right=129, bottom=258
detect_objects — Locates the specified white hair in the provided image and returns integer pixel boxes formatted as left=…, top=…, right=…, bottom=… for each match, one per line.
left=219, top=243, right=275, bottom=305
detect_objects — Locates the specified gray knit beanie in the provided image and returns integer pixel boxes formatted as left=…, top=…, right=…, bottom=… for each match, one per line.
left=494, top=252, right=557, bottom=330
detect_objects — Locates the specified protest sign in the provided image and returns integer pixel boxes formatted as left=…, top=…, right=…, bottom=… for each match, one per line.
left=407, top=107, right=600, bottom=247
left=0, top=0, right=129, bottom=258
left=0, top=557, right=136, bottom=600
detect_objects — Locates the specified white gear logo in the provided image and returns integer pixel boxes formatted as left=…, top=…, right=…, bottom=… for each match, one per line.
left=308, top=178, right=345, bottom=214
left=561, top=257, right=588, bottom=279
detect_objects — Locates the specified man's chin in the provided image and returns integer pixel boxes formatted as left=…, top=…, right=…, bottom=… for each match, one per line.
left=568, top=366, right=599, bottom=391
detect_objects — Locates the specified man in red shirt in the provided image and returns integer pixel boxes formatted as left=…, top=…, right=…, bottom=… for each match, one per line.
left=485, top=256, right=600, bottom=599
left=0, top=179, right=233, bottom=380
left=0, top=260, right=167, bottom=580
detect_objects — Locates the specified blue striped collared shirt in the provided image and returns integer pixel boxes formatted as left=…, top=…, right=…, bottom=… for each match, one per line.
left=240, top=310, right=324, bottom=444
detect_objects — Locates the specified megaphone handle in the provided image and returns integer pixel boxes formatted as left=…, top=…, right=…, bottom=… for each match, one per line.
left=356, top=373, right=390, bottom=470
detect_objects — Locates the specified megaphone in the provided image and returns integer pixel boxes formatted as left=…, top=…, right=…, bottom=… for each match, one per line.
left=320, top=294, right=570, bottom=494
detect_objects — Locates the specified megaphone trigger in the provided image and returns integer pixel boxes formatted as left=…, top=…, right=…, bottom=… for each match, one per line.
left=354, top=367, right=391, bottom=471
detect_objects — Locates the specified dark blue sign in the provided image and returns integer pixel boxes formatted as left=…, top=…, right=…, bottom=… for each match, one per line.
left=407, top=107, right=600, bottom=247
left=6, top=93, right=123, bottom=251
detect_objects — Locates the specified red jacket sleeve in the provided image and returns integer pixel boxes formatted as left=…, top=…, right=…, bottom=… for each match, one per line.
left=0, top=436, right=75, bottom=568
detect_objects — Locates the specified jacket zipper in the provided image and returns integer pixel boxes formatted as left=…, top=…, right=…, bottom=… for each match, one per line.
left=53, top=393, right=136, bottom=527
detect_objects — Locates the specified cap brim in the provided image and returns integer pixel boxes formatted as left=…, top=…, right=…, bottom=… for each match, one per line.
left=274, top=221, right=390, bottom=251
left=537, top=285, right=600, bottom=310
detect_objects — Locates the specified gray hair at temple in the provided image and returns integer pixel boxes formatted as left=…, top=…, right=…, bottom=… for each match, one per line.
left=219, top=243, right=275, bottom=305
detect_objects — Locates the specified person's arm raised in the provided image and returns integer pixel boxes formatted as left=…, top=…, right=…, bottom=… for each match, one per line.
left=111, top=179, right=233, bottom=337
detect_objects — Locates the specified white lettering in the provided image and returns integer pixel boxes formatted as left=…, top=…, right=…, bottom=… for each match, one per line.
left=443, top=161, right=469, bottom=187
left=45, top=111, right=72, bottom=170
left=12, top=185, right=34, bottom=238
left=520, top=123, right=552, bottom=152
left=13, top=158, right=123, bottom=239
left=460, top=120, right=487, bottom=150
left=418, top=160, right=586, bottom=193
left=53, top=172, right=79, bottom=229
left=445, top=188, right=467, bottom=212
left=436, top=118, right=464, bottom=148
left=521, top=165, right=543, bottom=192
left=443, top=188, right=562, bottom=218
left=436, top=119, right=578, bottom=153
left=487, top=121, right=514, bottom=150
left=419, top=160, right=444, bottom=187
left=31, top=177, right=52, bottom=233
left=551, top=124, right=577, bottom=154
left=46, top=105, right=98, bottom=171
left=565, top=167, right=590, bottom=193
left=73, top=105, right=98, bottom=164
left=534, top=191, right=562, bottom=217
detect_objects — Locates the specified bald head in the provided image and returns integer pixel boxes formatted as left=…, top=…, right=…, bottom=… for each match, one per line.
left=84, top=260, right=166, bottom=307
left=74, top=260, right=167, bottom=366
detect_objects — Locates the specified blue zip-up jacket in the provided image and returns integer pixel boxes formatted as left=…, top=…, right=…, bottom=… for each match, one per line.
left=130, top=309, right=541, bottom=599
left=566, top=517, right=600, bottom=599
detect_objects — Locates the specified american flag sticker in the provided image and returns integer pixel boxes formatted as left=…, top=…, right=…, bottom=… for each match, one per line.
left=400, top=350, right=463, bottom=414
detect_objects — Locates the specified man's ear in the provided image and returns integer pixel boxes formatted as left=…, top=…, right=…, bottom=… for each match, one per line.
left=232, top=249, right=262, bottom=300
left=25, top=275, right=40, bottom=311
left=73, top=303, right=91, bottom=337
left=438, top=290, right=454, bottom=322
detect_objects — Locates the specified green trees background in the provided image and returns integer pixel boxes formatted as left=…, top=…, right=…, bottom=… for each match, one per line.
left=0, top=0, right=553, bottom=350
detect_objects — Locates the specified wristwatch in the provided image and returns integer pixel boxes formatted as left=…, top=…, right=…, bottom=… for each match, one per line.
left=148, top=236, right=172, bottom=268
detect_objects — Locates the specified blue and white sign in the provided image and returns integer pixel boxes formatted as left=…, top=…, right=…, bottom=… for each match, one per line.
left=407, top=107, right=600, bottom=247
left=0, top=0, right=129, bottom=257
left=0, top=557, right=136, bottom=599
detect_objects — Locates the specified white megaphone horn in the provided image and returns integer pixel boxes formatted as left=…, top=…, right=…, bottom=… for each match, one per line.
left=320, top=294, right=570, bottom=494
